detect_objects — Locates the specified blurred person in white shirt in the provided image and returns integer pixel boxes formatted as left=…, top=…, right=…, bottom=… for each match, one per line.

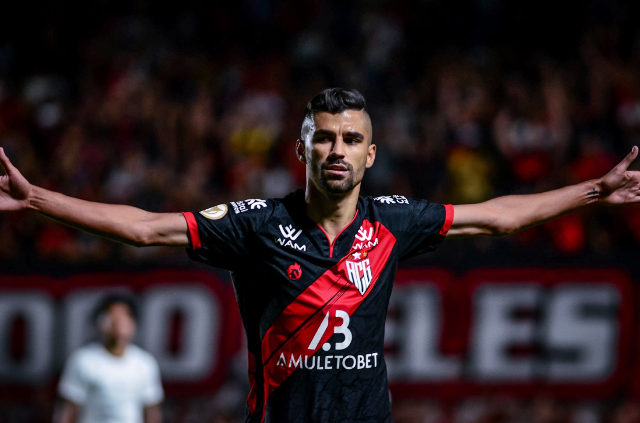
left=56, top=294, right=163, bottom=423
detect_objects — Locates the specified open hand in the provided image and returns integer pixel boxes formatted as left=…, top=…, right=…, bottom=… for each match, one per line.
left=599, top=146, right=640, bottom=204
left=0, top=147, right=32, bottom=211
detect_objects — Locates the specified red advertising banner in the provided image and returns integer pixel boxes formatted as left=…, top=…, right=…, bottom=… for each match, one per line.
left=0, top=270, right=243, bottom=397
left=0, top=268, right=636, bottom=400
left=387, top=268, right=634, bottom=399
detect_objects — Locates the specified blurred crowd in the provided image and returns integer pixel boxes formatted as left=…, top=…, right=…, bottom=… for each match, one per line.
left=3, top=1, right=640, bottom=422
left=2, top=0, right=640, bottom=268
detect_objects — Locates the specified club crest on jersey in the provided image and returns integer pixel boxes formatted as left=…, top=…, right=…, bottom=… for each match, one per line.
left=346, top=258, right=373, bottom=295
left=274, top=224, right=306, bottom=251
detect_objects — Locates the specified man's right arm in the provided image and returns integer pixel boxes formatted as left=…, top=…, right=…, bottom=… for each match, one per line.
left=0, top=147, right=190, bottom=248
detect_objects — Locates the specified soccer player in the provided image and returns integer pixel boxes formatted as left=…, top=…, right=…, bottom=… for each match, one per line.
left=56, top=294, right=163, bottom=423
left=1, top=88, right=640, bottom=422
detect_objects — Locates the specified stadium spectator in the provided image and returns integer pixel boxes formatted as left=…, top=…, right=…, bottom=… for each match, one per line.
left=55, top=294, right=163, bottom=423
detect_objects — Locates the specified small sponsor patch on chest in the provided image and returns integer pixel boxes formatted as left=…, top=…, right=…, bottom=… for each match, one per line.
left=274, top=224, right=307, bottom=251
left=345, top=220, right=380, bottom=295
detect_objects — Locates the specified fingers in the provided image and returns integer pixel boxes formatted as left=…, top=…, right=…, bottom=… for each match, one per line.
left=616, top=146, right=639, bottom=171
left=0, top=147, right=12, bottom=175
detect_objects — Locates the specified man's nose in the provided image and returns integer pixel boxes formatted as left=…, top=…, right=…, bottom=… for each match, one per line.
left=330, top=137, right=346, bottom=157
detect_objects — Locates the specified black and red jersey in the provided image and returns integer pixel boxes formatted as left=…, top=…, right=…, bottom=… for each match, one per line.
left=182, top=190, right=453, bottom=423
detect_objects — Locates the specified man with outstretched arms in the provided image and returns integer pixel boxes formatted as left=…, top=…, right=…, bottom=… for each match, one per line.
left=1, top=88, right=640, bottom=423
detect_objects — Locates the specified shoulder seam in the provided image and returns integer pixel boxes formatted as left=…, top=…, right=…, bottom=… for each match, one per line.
left=368, top=197, right=445, bottom=235
left=254, top=198, right=279, bottom=234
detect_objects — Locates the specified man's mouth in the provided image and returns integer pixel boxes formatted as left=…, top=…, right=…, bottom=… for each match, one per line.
left=323, top=162, right=350, bottom=176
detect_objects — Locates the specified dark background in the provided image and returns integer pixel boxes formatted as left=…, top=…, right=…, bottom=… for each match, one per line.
left=1, top=0, right=640, bottom=422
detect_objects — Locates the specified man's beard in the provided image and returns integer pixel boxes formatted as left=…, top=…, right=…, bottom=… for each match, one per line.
left=315, top=160, right=361, bottom=194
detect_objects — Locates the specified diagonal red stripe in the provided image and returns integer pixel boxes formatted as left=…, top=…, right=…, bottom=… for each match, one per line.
left=258, top=220, right=396, bottom=422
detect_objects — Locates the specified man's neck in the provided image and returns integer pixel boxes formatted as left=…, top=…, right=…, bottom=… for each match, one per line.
left=103, top=341, right=127, bottom=357
left=305, top=184, right=360, bottom=244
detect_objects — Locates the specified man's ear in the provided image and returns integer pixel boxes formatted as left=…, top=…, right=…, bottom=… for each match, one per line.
left=365, top=143, right=376, bottom=168
left=296, top=139, right=307, bottom=164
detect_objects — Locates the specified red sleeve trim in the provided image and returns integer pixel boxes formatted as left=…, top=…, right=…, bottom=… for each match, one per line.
left=181, top=212, right=202, bottom=250
left=439, top=204, right=454, bottom=236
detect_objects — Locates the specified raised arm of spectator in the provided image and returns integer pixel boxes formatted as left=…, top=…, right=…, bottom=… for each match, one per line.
left=448, top=146, right=640, bottom=237
left=0, top=147, right=190, bottom=247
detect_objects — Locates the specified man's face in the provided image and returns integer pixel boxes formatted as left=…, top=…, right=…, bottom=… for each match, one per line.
left=98, top=302, right=136, bottom=347
left=298, top=110, right=376, bottom=194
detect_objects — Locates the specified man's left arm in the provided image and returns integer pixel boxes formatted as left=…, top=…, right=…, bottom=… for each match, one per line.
left=448, top=147, right=640, bottom=237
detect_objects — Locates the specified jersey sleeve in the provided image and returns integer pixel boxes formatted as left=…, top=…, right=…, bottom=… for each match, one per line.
left=182, top=198, right=275, bottom=269
left=57, top=352, right=89, bottom=405
left=370, top=195, right=453, bottom=261
left=140, top=354, right=164, bottom=406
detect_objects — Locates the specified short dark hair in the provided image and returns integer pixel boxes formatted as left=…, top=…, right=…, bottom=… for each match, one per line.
left=92, top=293, right=139, bottom=325
left=301, top=88, right=371, bottom=143
left=305, top=88, right=367, bottom=116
